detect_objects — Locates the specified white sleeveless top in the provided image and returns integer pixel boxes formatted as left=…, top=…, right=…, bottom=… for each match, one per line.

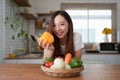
left=61, top=32, right=84, bottom=54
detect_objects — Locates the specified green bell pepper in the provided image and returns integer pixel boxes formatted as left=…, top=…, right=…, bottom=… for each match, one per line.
left=69, top=58, right=83, bottom=68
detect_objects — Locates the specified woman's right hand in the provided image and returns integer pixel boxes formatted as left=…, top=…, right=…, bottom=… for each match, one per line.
left=38, top=37, right=54, bottom=61
left=37, top=38, right=54, bottom=50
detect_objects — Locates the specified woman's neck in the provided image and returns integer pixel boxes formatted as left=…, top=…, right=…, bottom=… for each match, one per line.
left=60, top=36, right=67, bottom=45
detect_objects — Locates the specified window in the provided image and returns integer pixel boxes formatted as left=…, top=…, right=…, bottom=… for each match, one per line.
left=61, top=3, right=117, bottom=43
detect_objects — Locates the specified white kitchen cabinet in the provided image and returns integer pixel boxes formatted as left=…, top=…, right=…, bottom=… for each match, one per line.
left=82, top=54, right=120, bottom=64
left=116, top=55, right=120, bottom=64
left=4, top=59, right=17, bottom=64
left=105, top=55, right=116, bottom=64
left=30, top=59, right=43, bottom=64
left=4, top=59, right=43, bottom=64
left=16, top=59, right=31, bottom=64
left=82, top=54, right=105, bottom=64
left=100, top=54, right=120, bottom=64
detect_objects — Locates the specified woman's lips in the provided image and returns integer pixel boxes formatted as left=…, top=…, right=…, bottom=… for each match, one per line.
left=56, top=32, right=63, bottom=37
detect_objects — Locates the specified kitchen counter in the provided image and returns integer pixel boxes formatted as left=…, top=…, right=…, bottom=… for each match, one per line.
left=0, top=64, right=120, bottom=80
left=4, top=52, right=120, bottom=64
left=5, top=53, right=43, bottom=59
left=5, top=52, right=120, bottom=59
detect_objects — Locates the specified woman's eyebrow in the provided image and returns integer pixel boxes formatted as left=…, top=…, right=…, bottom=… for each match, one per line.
left=59, top=21, right=66, bottom=23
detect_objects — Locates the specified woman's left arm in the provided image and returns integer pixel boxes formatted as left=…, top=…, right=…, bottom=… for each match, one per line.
left=74, top=32, right=84, bottom=59
left=74, top=48, right=83, bottom=59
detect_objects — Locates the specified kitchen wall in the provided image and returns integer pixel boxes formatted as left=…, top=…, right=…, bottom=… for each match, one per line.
left=29, top=0, right=120, bottom=12
left=116, top=1, right=120, bottom=43
left=28, top=20, right=36, bottom=52
left=29, top=0, right=120, bottom=42
left=0, top=0, right=5, bottom=63
left=4, top=0, right=29, bottom=58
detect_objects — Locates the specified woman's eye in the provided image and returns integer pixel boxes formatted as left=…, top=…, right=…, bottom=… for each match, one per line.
left=53, top=25, right=56, bottom=27
left=60, top=23, right=64, bottom=25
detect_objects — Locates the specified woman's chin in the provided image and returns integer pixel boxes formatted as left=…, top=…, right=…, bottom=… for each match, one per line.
left=57, top=36, right=64, bottom=39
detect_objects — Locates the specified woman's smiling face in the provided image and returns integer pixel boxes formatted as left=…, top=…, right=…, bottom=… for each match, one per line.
left=53, top=15, right=69, bottom=39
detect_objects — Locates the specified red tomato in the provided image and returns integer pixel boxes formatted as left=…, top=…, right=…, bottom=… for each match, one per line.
left=45, top=62, right=54, bottom=68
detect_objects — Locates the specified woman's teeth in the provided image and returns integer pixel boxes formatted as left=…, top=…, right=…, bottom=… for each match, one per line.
left=57, top=32, right=63, bottom=36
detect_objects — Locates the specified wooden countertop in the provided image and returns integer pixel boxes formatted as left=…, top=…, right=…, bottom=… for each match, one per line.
left=0, top=64, right=120, bottom=80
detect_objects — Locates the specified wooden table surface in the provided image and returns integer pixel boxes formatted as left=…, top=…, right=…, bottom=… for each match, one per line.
left=0, top=64, right=120, bottom=80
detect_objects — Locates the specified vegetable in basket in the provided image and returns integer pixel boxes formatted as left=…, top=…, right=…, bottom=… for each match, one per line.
left=50, top=58, right=65, bottom=70
left=44, top=58, right=54, bottom=68
left=45, top=57, right=54, bottom=63
left=50, top=57, right=71, bottom=70
left=65, top=53, right=72, bottom=64
left=69, top=58, right=83, bottom=68
left=45, top=62, right=54, bottom=68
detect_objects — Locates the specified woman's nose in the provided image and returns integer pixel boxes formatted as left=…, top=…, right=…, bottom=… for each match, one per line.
left=56, top=26, right=60, bottom=31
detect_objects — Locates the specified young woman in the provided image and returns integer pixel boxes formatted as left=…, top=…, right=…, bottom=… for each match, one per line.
left=38, top=10, right=84, bottom=61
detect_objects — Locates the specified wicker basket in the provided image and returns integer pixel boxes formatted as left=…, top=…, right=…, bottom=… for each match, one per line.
left=41, top=65, right=84, bottom=78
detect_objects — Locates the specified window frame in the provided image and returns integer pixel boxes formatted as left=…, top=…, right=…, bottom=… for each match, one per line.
left=61, top=3, right=117, bottom=43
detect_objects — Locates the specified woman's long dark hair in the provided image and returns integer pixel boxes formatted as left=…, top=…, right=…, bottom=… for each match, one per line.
left=47, top=10, right=75, bottom=58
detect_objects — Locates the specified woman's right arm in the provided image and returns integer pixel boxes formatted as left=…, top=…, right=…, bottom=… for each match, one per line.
left=38, top=38, right=54, bottom=61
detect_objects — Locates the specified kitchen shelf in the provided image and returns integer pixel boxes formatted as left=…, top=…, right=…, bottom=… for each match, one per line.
left=37, top=13, right=53, bottom=16
left=13, top=0, right=31, bottom=7
left=36, top=13, right=53, bottom=29
left=20, top=13, right=37, bottom=20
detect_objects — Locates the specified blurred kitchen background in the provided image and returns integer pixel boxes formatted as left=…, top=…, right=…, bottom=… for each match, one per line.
left=0, top=0, right=120, bottom=64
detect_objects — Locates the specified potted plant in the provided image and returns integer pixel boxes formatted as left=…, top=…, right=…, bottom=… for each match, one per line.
left=102, top=27, right=112, bottom=42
